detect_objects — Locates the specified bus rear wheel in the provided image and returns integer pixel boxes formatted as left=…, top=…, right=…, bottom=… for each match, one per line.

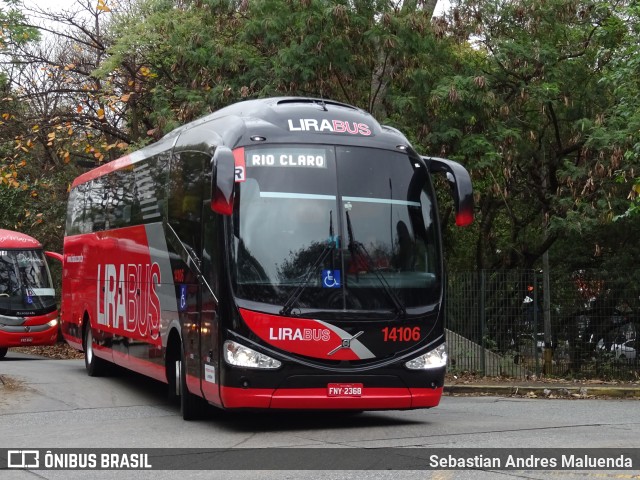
left=0, top=347, right=7, bottom=359
left=83, top=322, right=109, bottom=377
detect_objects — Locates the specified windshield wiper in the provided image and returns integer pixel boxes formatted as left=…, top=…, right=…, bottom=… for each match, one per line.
left=280, top=211, right=337, bottom=316
left=345, top=211, right=406, bottom=317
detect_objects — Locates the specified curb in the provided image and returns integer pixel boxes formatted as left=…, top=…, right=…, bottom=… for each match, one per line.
left=444, top=384, right=640, bottom=399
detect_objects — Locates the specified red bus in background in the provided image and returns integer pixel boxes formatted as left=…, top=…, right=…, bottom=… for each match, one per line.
left=0, top=229, right=60, bottom=359
left=61, top=97, right=473, bottom=419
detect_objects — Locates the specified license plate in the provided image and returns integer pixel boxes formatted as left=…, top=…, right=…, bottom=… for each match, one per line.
left=20, top=337, right=33, bottom=343
left=327, top=383, right=363, bottom=397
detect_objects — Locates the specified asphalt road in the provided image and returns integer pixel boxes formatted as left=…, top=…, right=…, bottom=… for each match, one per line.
left=1, top=352, right=639, bottom=480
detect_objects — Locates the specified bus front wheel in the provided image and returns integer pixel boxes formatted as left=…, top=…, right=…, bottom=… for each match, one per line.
left=0, top=347, right=7, bottom=359
left=179, top=343, right=205, bottom=420
left=166, top=343, right=180, bottom=406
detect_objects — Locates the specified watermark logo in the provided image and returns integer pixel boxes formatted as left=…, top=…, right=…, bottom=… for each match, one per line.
left=8, top=450, right=40, bottom=468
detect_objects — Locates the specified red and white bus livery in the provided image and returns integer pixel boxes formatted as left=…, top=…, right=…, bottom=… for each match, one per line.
left=61, top=97, right=473, bottom=418
left=0, top=229, right=60, bottom=359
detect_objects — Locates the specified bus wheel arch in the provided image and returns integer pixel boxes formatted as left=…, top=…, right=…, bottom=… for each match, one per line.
left=82, top=312, right=109, bottom=377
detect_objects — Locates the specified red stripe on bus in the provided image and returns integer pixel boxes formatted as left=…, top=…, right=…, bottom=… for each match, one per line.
left=71, top=155, right=133, bottom=187
left=220, top=386, right=442, bottom=410
left=23, top=310, right=58, bottom=326
left=64, top=335, right=83, bottom=351
left=239, top=308, right=362, bottom=361
left=0, top=324, right=58, bottom=347
left=220, top=386, right=275, bottom=409
left=408, top=387, right=444, bottom=408
left=110, top=349, right=167, bottom=383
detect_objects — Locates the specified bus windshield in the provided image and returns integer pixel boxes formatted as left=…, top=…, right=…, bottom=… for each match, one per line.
left=0, top=249, right=56, bottom=314
left=230, top=144, right=441, bottom=315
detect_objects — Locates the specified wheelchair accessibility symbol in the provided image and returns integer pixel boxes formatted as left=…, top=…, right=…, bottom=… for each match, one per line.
left=322, top=270, right=341, bottom=289
left=179, top=284, right=187, bottom=312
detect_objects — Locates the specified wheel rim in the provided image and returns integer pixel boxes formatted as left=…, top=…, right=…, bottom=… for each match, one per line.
left=85, top=328, right=93, bottom=364
left=175, top=359, right=181, bottom=397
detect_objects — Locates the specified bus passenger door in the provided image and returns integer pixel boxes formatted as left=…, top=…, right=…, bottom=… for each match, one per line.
left=167, top=150, right=209, bottom=397
left=199, top=206, right=221, bottom=405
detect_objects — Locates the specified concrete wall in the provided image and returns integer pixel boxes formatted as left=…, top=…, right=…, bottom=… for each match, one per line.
left=446, top=328, right=527, bottom=377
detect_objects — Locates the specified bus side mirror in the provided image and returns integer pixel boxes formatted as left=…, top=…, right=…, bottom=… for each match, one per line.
left=424, top=156, right=474, bottom=227
left=45, top=251, right=63, bottom=263
left=211, top=146, right=236, bottom=215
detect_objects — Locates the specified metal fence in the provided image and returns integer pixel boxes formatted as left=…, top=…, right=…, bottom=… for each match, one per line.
left=445, top=270, right=640, bottom=380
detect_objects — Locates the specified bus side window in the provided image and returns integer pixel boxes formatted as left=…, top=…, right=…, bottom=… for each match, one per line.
left=168, top=151, right=207, bottom=253
left=85, top=178, right=106, bottom=233
left=66, top=184, right=86, bottom=235
left=130, top=156, right=167, bottom=226
left=104, top=173, right=118, bottom=230
left=104, top=169, right=133, bottom=229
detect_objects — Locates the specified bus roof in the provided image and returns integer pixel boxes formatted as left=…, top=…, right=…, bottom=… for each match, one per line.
left=160, top=97, right=384, bottom=140
left=72, top=97, right=411, bottom=188
left=0, top=229, right=42, bottom=249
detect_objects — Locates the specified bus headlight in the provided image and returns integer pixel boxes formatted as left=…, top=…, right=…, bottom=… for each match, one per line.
left=223, top=340, right=282, bottom=369
left=405, top=343, right=447, bottom=370
left=47, top=319, right=58, bottom=328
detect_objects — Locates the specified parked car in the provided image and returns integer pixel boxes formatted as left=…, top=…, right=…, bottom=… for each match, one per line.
left=612, top=338, right=637, bottom=361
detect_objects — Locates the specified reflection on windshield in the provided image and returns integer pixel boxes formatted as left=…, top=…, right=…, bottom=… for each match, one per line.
left=233, top=186, right=337, bottom=285
left=0, top=250, right=55, bottom=313
left=279, top=210, right=338, bottom=315
left=230, top=144, right=440, bottom=314
left=345, top=209, right=405, bottom=315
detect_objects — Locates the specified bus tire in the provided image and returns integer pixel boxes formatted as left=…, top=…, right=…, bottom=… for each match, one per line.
left=83, top=321, right=109, bottom=377
left=166, top=335, right=180, bottom=405
left=179, top=342, right=205, bottom=421
left=0, top=347, right=7, bottom=359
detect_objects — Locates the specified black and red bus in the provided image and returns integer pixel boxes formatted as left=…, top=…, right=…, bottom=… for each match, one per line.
left=61, top=97, right=473, bottom=418
left=0, top=229, right=61, bottom=359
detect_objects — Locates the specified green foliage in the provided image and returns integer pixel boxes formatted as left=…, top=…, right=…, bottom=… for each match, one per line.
left=0, top=1, right=38, bottom=88
left=0, top=159, right=78, bottom=251
left=430, top=0, right=640, bottom=271
left=0, top=1, right=40, bottom=47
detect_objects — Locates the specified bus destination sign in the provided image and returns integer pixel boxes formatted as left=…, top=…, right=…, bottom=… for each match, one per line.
left=246, top=146, right=329, bottom=169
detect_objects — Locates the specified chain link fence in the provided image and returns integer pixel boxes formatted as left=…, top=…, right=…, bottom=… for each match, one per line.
left=445, top=270, right=640, bottom=380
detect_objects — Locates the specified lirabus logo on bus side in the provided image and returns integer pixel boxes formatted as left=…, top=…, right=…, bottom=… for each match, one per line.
left=96, top=263, right=161, bottom=341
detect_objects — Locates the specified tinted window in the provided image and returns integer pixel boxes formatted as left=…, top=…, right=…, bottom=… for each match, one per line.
left=67, top=153, right=170, bottom=234
left=168, top=151, right=208, bottom=252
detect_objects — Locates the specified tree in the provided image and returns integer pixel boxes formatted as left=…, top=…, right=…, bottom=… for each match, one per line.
left=433, top=0, right=640, bottom=271
left=0, top=0, right=130, bottom=246
left=0, top=0, right=39, bottom=183
left=94, top=0, right=451, bottom=129
left=589, top=1, right=640, bottom=221
left=3, top=0, right=134, bottom=165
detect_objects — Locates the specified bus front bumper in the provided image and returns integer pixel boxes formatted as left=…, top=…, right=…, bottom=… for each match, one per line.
left=219, top=385, right=443, bottom=410
left=0, top=322, right=59, bottom=348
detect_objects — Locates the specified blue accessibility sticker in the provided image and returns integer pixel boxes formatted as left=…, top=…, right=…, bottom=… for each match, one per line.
left=322, top=270, right=341, bottom=289
left=178, top=284, right=187, bottom=312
